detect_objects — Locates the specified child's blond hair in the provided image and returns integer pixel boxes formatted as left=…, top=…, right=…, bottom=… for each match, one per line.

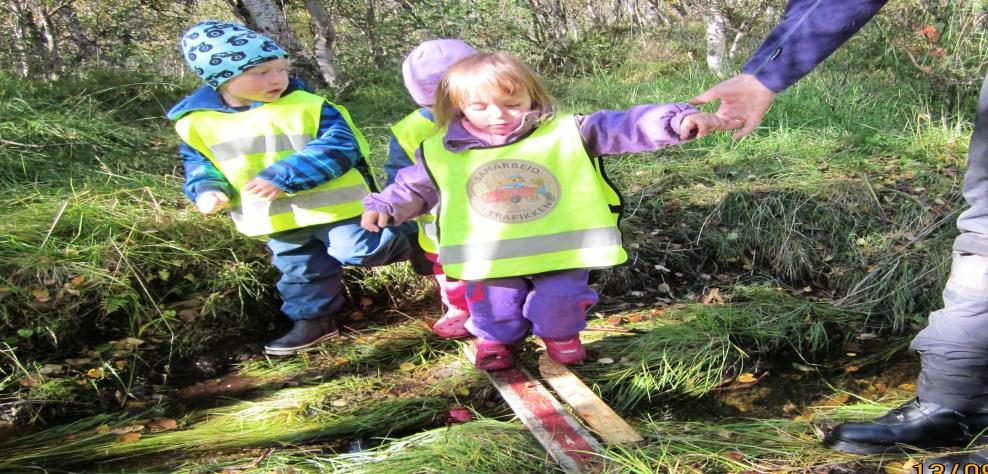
left=433, top=52, right=555, bottom=127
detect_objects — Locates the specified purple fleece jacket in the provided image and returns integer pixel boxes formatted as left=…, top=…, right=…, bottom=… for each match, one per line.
left=742, top=0, right=888, bottom=92
left=363, top=104, right=697, bottom=224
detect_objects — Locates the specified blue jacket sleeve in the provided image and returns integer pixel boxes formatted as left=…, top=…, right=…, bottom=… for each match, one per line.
left=180, top=142, right=234, bottom=202
left=742, top=0, right=888, bottom=92
left=383, top=136, right=415, bottom=186
left=257, top=102, right=361, bottom=193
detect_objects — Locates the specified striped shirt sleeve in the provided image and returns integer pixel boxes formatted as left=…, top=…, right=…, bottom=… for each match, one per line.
left=257, top=102, right=361, bottom=193
left=180, top=142, right=234, bottom=202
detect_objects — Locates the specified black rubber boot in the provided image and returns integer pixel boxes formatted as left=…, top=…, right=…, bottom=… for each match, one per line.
left=918, top=447, right=988, bottom=473
left=264, top=316, right=339, bottom=356
left=824, top=398, right=988, bottom=455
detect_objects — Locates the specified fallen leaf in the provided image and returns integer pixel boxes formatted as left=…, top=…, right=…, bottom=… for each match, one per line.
left=884, top=460, right=914, bottom=474
left=178, top=309, right=199, bottom=322
left=87, top=368, right=105, bottom=379
left=845, top=365, right=860, bottom=373
left=148, top=418, right=178, bottom=430
left=118, top=432, right=142, bottom=443
left=627, top=314, right=642, bottom=323
left=331, top=399, right=348, bottom=407
left=606, top=316, right=623, bottom=325
left=791, top=362, right=816, bottom=372
left=123, top=337, right=144, bottom=347
left=736, top=373, right=757, bottom=384
left=701, top=288, right=724, bottom=305
left=399, top=362, right=415, bottom=371
left=448, top=406, right=473, bottom=423
left=39, top=364, right=65, bottom=376
left=32, top=289, right=51, bottom=303
left=722, top=450, right=744, bottom=461
left=70, top=276, right=86, bottom=287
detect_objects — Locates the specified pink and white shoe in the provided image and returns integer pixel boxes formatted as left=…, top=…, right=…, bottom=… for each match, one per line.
left=432, top=308, right=471, bottom=339
left=543, top=336, right=587, bottom=365
left=474, top=339, right=514, bottom=371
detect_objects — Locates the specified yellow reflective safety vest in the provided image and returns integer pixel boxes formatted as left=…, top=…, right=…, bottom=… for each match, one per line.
left=422, top=114, right=628, bottom=280
left=175, top=91, right=371, bottom=236
left=391, top=109, right=441, bottom=253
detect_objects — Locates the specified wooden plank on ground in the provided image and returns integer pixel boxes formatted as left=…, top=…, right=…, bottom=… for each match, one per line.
left=463, top=343, right=604, bottom=474
left=538, top=354, right=645, bottom=446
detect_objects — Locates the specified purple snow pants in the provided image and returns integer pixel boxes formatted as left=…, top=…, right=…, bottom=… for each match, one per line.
left=463, top=269, right=598, bottom=344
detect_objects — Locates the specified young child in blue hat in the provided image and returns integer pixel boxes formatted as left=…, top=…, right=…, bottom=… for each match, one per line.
left=167, top=21, right=408, bottom=355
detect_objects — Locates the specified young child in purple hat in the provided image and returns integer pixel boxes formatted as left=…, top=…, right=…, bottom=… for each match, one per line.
left=362, top=51, right=730, bottom=370
left=167, top=21, right=408, bottom=356
left=383, top=39, right=478, bottom=339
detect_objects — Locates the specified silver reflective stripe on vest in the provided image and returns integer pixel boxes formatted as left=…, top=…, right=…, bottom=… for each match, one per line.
left=421, top=220, right=438, bottom=239
left=209, top=134, right=314, bottom=162
left=440, top=227, right=622, bottom=265
left=230, top=184, right=369, bottom=217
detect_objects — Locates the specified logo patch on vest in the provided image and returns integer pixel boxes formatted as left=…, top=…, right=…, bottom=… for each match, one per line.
left=466, top=159, right=560, bottom=223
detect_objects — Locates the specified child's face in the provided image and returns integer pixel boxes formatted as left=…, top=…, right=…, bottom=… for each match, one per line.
left=460, top=89, right=533, bottom=135
left=219, top=58, right=290, bottom=107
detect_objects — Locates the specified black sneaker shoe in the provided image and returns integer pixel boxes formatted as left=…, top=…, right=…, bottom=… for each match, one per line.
left=919, top=447, right=988, bottom=473
left=824, top=398, right=988, bottom=455
left=264, top=316, right=339, bottom=356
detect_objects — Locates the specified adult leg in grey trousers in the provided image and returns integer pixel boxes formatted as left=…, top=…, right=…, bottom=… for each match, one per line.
left=825, top=75, right=988, bottom=457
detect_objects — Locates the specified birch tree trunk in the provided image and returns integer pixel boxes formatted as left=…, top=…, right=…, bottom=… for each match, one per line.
left=7, top=0, right=31, bottom=77
left=728, top=0, right=769, bottom=60
left=304, top=0, right=340, bottom=88
left=231, top=0, right=327, bottom=88
left=704, top=4, right=729, bottom=77
left=363, top=0, right=387, bottom=67
left=237, top=0, right=300, bottom=51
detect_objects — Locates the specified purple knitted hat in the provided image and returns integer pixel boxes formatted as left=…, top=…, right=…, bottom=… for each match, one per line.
left=402, top=39, right=477, bottom=107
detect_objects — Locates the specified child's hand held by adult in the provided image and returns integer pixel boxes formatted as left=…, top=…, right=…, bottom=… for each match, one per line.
left=360, top=211, right=391, bottom=232
left=244, top=177, right=285, bottom=200
left=679, top=112, right=732, bottom=140
left=195, top=191, right=230, bottom=215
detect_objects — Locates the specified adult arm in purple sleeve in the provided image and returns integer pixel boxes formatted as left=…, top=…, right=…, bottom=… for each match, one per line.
left=362, top=155, right=438, bottom=226
left=577, top=103, right=699, bottom=157
left=691, top=0, right=888, bottom=139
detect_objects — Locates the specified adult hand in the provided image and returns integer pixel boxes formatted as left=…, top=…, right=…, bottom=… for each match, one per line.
left=360, top=210, right=391, bottom=232
left=244, top=177, right=285, bottom=200
left=690, top=73, right=776, bottom=140
left=195, top=191, right=230, bottom=215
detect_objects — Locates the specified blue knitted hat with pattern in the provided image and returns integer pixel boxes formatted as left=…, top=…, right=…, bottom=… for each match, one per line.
left=180, top=21, right=288, bottom=89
